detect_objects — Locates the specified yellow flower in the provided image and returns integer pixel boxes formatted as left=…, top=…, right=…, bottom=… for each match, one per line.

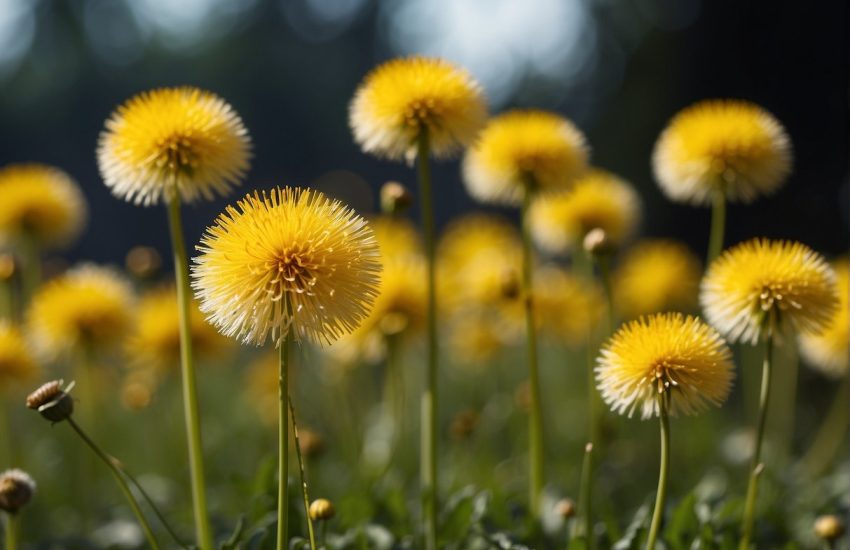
left=97, top=87, right=251, bottom=206
left=192, top=187, right=381, bottom=346
left=653, top=100, right=791, bottom=205
left=701, top=239, right=837, bottom=344
left=534, top=266, right=603, bottom=346
left=529, top=169, right=640, bottom=254
left=329, top=217, right=427, bottom=363
left=596, top=313, right=734, bottom=419
left=350, top=56, right=487, bottom=161
left=126, top=286, right=229, bottom=371
left=27, top=264, right=134, bottom=358
left=614, top=240, right=702, bottom=319
left=799, top=259, right=848, bottom=377
left=446, top=313, right=511, bottom=366
left=0, top=322, right=37, bottom=387
left=463, top=110, right=589, bottom=205
left=0, top=163, right=86, bottom=249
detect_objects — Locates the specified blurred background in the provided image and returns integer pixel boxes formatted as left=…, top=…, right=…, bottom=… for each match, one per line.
left=0, top=0, right=847, bottom=263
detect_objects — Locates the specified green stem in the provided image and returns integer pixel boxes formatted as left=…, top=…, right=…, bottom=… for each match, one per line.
left=121, top=465, right=189, bottom=548
left=4, top=513, right=17, bottom=550
left=740, top=327, right=774, bottom=549
left=320, top=521, right=328, bottom=549
left=521, top=184, right=544, bottom=521
left=383, top=333, right=405, bottom=471
left=706, top=189, right=726, bottom=265
left=800, top=375, right=850, bottom=478
left=166, top=199, right=214, bottom=550
left=572, top=442, right=594, bottom=549
left=645, top=395, right=670, bottom=550
left=416, top=130, right=438, bottom=550
left=277, top=321, right=292, bottom=550
left=595, top=254, right=614, bottom=337
left=67, top=418, right=161, bottom=549
left=289, top=397, right=317, bottom=550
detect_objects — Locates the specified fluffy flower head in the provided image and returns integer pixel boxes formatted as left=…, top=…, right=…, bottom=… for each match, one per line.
left=596, top=313, right=734, bottom=419
left=463, top=110, right=589, bottom=205
left=614, top=240, right=702, bottom=318
left=192, top=187, right=381, bottom=346
left=799, top=259, right=848, bottom=377
left=701, top=239, right=837, bottom=344
left=534, top=266, right=603, bottom=345
left=653, top=100, right=791, bottom=205
left=529, top=169, right=640, bottom=254
left=0, top=322, right=37, bottom=387
left=0, top=163, right=86, bottom=249
left=350, top=56, right=487, bottom=161
left=27, top=264, right=134, bottom=358
left=98, top=87, right=251, bottom=206
left=127, top=286, right=229, bottom=370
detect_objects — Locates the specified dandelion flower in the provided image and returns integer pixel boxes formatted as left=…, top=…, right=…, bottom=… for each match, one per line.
left=27, top=264, right=134, bottom=358
left=799, top=259, right=848, bottom=377
left=0, top=163, right=86, bottom=249
left=350, top=56, right=487, bottom=161
left=596, top=313, right=734, bottom=419
left=126, top=286, right=229, bottom=371
left=614, top=240, right=702, bottom=318
left=463, top=110, right=589, bottom=205
left=653, top=100, right=791, bottom=205
left=97, top=87, right=251, bottom=206
left=0, top=322, right=37, bottom=387
left=529, top=169, right=640, bottom=254
left=534, top=266, right=604, bottom=346
left=192, top=187, right=381, bottom=346
left=701, top=239, right=837, bottom=344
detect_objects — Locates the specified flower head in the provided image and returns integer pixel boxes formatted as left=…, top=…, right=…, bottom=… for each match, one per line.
left=614, top=240, right=702, bottom=319
left=0, top=322, right=37, bottom=388
left=26, top=380, right=75, bottom=423
left=596, top=313, right=734, bottom=419
left=126, top=286, right=229, bottom=371
left=350, top=56, right=487, bottom=161
left=0, top=163, right=86, bottom=249
left=529, top=169, right=640, bottom=254
left=98, top=87, right=251, bottom=206
left=799, top=259, right=848, bottom=377
left=192, top=187, right=381, bottom=346
left=701, top=239, right=837, bottom=344
left=0, top=469, right=36, bottom=514
left=534, top=266, right=603, bottom=346
left=27, top=264, right=134, bottom=358
left=653, top=100, right=792, bottom=205
left=463, top=110, right=589, bottom=205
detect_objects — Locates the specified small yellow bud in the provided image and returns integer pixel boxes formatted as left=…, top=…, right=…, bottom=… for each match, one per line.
left=309, top=498, right=336, bottom=521
left=814, top=514, right=845, bottom=542
left=380, top=181, right=413, bottom=215
left=0, top=469, right=36, bottom=514
left=554, top=498, right=576, bottom=519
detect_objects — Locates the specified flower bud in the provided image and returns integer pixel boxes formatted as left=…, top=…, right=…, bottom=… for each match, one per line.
left=126, top=246, right=162, bottom=280
left=380, top=181, right=413, bottom=215
left=582, top=228, right=612, bottom=256
left=309, top=498, right=336, bottom=521
left=26, top=380, right=74, bottom=423
left=814, top=514, right=845, bottom=542
left=555, top=498, right=576, bottom=519
left=0, top=469, right=36, bottom=514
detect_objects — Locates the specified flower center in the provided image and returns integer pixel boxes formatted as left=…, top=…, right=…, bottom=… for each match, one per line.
left=269, top=246, right=320, bottom=297
left=403, top=98, right=443, bottom=129
left=758, top=282, right=801, bottom=312
left=154, top=133, right=199, bottom=175
left=646, top=359, right=682, bottom=395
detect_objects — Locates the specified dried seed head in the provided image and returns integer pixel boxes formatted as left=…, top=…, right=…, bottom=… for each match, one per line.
left=814, top=515, right=845, bottom=541
left=380, top=181, right=413, bottom=215
left=26, top=380, right=74, bottom=423
left=0, top=469, right=36, bottom=514
left=308, top=498, right=336, bottom=521
left=555, top=498, right=576, bottom=519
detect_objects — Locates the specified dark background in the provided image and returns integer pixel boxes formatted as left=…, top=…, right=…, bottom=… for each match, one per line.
left=1, top=0, right=847, bottom=265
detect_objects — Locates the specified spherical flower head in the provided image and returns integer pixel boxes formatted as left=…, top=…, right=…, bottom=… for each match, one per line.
left=98, top=87, right=252, bottom=206
left=614, top=240, right=702, bottom=319
left=534, top=266, right=603, bottom=346
left=126, top=286, right=229, bottom=371
left=529, top=169, right=640, bottom=254
left=596, top=313, right=734, bottom=419
left=27, top=264, right=134, bottom=359
left=192, top=187, right=382, bottom=346
left=350, top=56, right=486, bottom=162
left=799, top=259, right=848, bottom=377
left=0, top=469, right=36, bottom=514
left=653, top=100, right=792, bottom=205
left=701, top=239, right=837, bottom=345
left=0, top=322, right=38, bottom=388
left=0, top=163, right=87, bottom=249
left=463, top=110, right=589, bottom=206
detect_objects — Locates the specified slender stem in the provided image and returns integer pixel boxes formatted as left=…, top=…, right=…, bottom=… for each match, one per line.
left=289, top=397, right=317, bottom=550
left=277, top=321, right=292, bottom=550
left=166, top=199, right=213, bottom=550
left=706, top=189, right=726, bottom=265
left=320, top=521, right=328, bottom=549
left=800, top=375, right=850, bottom=477
left=740, top=327, right=774, bottom=549
left=67, top=418, right=161, bottom=549
left=416, top=130, right=438, bottom=550
left=520, top=183, right=544, bottom=521
left=0, top=396, right=13, bottom=467
left=121, top=466, right=189, bottom=548
left=645, top=395, right=670, bottom=550
left=4, top=513, right=18, bottom=550
left=595, top=254, right=614, bottom=337
left=382, top=333, right=405, bottom=472
left=572, top=442, right=594, bottom=549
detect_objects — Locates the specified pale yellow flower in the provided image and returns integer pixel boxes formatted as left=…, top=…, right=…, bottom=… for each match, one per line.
left=799, top=259, right=848, bottom=377
left=0, top=322, right=38, bottom=388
